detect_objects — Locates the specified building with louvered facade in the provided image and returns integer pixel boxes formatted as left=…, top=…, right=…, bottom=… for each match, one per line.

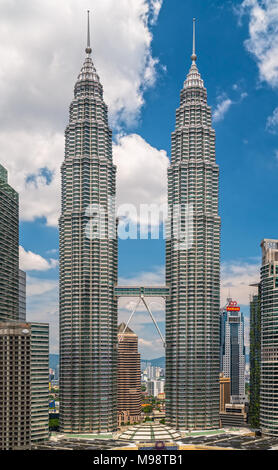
left=59, top=14, right=118, bottom=433
left=117, top=324, right=142, bottom=425
left=249, top=283, right=261, bottom=428
left=0, top=164, right=19, bottom=322
left=165, top=22, right=221, bottom=430
left=260, top=239, right=278, bottom=436
left=0, top=322, right=31, bottom=450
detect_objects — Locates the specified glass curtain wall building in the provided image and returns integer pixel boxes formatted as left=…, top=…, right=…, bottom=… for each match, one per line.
left=260, top=239, right=278, bottom=436
left=249, top=284, right=261, bottom=428
left=165, top=22, right=221, bottom=429
left=220, top=300, right=246, bottom=403
left=59, top=13, right=118, bottom=433
left=0, top=164, right=19, bottom=322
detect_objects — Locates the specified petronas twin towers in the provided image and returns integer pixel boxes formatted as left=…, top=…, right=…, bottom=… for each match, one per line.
left=59, top=14, right=220, bottom=433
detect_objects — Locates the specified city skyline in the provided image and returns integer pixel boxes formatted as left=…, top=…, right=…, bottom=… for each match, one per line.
left=0, top=0, right=278, bottom=357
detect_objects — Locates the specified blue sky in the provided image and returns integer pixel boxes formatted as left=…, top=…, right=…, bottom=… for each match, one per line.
left=2, top=0, right=278, bottom=356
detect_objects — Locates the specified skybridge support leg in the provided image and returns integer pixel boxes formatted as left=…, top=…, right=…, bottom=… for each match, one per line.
left=118, top=297, right=141, bottom=343
left=141, top=295, right=165, bottom=348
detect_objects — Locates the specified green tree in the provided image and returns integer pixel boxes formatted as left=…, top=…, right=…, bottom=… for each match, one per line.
left=49, top=418, right=59, bottom=431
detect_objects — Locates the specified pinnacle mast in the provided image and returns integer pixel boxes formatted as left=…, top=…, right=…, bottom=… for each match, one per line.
left=86, top=10, right=92, bottom=55
left=191, top=18, right=197, bottom=62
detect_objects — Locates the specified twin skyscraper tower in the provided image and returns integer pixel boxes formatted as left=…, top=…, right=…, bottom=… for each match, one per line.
left=59, top=14, right=220, bottom=433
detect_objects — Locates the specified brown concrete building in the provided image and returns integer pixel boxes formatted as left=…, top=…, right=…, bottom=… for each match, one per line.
left=0, top=322, right=31, bottom=450
left=220, top=403, right=248, bottom=428
left=118, top=323, right=142, bottom=425
left=220, top=373, right=231, bottom=413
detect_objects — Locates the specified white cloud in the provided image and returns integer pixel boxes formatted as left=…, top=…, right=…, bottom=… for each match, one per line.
left=139, top=337, right=164, bottom=358
left=26, top=276, right=59, bottom=353
left=238, top=0, right=278, bottom=88
left=114, top=134, right=169, bottom=225
left=0, top=0, right=164, bottom=226
left=221, top=260, right=260, bottom=306
left=19, top=246, right=58, bottom=272
left=213, top=97, right=233, bottom=122
left=1, top=130, right=63, bottom=226
left=266, top=106, right=278, bottom=133
left=213, top=90, right=248, bottom=123
left=149, top=0, right=163, bottom=24
left=26, top=276, right=58, bottom=297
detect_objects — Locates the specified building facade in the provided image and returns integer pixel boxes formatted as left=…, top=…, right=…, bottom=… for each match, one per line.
left=147, top=380, right=165, bottom=397
left=165, top=23, right=221, bottom=429
left=249, top=284, right=261, bottom=428
left=30, top=323, right=49, bottom=442
left=0, top=164, right=19, bottom=322
left=118, top=324, right=141, bottom=424
left=219, top=373, right=231, bottom=413
left=220, top=299, right=246, bottom=403
left=19, top=269, right=26, bottom=322
left=59, top=15, right=118, bottom=433
left=0, top=322, right=31, bottom=450
left=260, top=239, right=278, bottom=436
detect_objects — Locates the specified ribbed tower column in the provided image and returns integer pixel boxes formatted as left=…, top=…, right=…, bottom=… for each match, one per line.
left=59, top=12, right=118, bottom=433
left=165, top=21, right=221, bottom=429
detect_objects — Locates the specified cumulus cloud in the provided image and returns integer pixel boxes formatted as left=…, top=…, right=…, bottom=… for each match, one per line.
left=139, top=337, right=164, bottom=358
left=1, top=130, right=63, bottom=226
left=114, top=134, right=169, bottom=226
left=19, top=246, right=58, bottom=272
left=0, top=0, right=164, bottom=226
left=26, top=276, right=58, bottom=297
left=26, top=276, right=59, bottom=352
left=221, top=260, right=260, bottom=306
left=238, top=0, right=278, bottom=88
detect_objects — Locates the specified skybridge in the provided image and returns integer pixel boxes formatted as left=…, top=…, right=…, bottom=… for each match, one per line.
left=114, top=286, right=170, bottom=298
left=115, top=285, right=170, bottom=348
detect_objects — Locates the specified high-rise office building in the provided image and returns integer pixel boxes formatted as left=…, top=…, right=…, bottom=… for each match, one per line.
left=220, top=299, right=246, bottom=403
left=147, top=379, right=165, bottom=397
left=0, top=164, right=19, bottom=322
left=30, top=322, right=49, bottom=442
left=59, top=13, right=118, bottom=433
left=19, top=269, right=26, bottom=322
left=0, top=322, right=32, bottom=450
left=260, top=239, right=278, bottom=436
left=249, top=283, right=261, bottom=428
left=117, top=324, right=141, bottom=423
left=165, top=20, right=221, bottom=429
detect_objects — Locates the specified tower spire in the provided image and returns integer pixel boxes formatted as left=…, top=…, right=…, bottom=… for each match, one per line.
left=86, top=10, right=92, bottom=55
left=191, top=18, right=197, bottom=62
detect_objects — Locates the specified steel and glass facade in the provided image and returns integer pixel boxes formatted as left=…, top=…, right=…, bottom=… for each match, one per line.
left=30, top=323, right=49, bottom=442
left=165, top=53, right=221, bottom=429
left=19, top=269, right=26, bottom=322
left=59, top=44, right=118, bottom=432
left=220, top=301, right=246, bottom=402
left=117, top=323, right=141, bottom=421
left=0, top=322, right=31, bottom=450
left=260, top=239, right=278, bottom=436
left=249, top=284, right=261, bottom=428
left=0, top=164, right=19, bottom=322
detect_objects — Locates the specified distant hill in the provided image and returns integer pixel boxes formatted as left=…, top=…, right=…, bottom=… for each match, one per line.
left=141, top=356, right=165, bottom=369
left=49, top=354, right=59, bottom=370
